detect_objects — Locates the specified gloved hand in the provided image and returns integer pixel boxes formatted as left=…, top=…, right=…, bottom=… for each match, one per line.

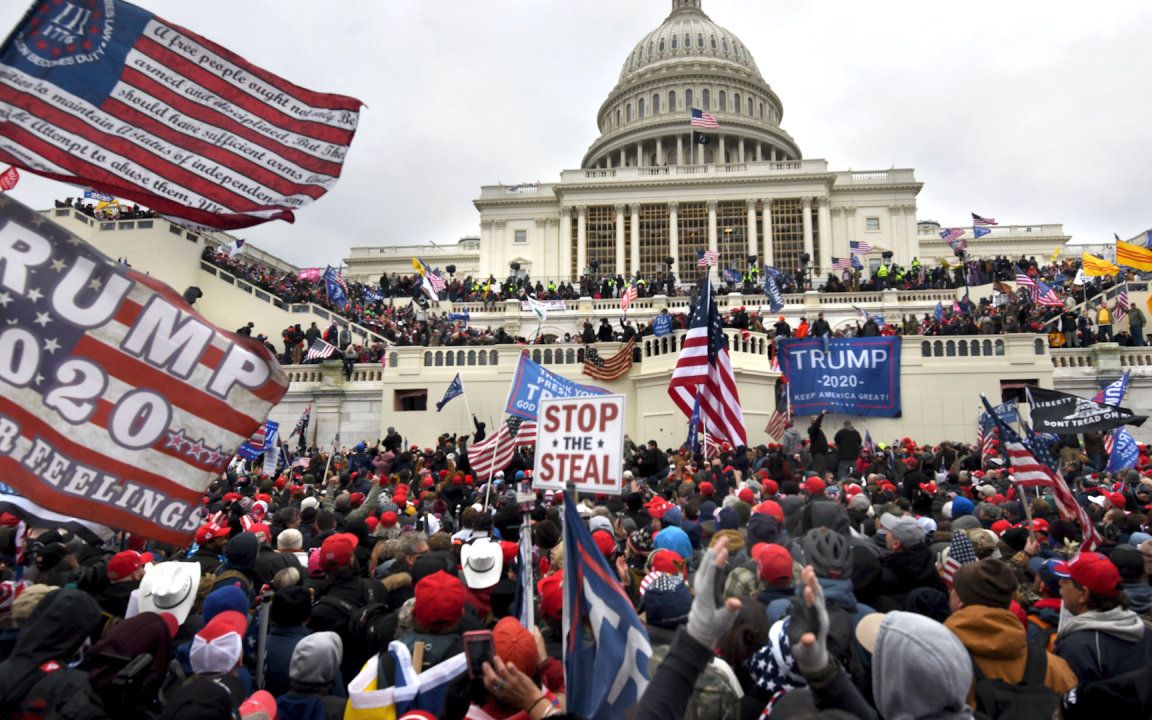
left=788, top=565, right=831, bottom=677
left=686, top=536, right=741, bottom=649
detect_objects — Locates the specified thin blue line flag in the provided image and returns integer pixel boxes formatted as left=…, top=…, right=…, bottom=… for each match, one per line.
left=436, top=374, right=464, bottom=412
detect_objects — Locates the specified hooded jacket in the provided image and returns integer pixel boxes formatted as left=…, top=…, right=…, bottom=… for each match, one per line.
left=1055, top=606, right=1152, bottom=683
left=945, top=605, right=1077, bottom=706
left=0, top=588, right=106, bottom=720
left=872, top=611, right=974, bottom=720
left=277, top=631, right=346, bottom=720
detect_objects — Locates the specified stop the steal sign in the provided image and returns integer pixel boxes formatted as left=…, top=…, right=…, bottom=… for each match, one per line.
left=532, top=394, right=626, bottom=495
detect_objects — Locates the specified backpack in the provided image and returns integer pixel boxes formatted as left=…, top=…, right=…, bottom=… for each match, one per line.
left=970, top=640, right=1061, bottom=720
left=395, top=631, right=458, bottom=672
left=1026, top=615, right=1058, bottom=653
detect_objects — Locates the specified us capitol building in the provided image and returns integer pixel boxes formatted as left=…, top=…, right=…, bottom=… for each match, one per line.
left=345, top=0, right=1069, bottom=284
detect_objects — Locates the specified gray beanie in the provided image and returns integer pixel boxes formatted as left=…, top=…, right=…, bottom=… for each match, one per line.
left=290, top=631, right=343, bottom=686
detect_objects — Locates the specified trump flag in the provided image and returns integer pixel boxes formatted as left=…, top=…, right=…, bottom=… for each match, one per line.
left=0, top=0, right=362, bottom=230
left=563, top=491, right=652, bottom=719
left=0, top=195, right=287, bottom=544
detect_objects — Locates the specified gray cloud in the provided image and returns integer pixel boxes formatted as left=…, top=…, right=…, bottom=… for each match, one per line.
left=1, top=0, right=1149, bottom=266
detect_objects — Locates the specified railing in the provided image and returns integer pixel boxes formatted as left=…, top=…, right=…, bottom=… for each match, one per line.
left=919, top=338, right=1007, bottom=358
left=198, top=262, right=390, bottom=345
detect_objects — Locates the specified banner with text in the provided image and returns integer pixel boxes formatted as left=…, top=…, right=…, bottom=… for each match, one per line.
left=0, top=195, right=288, bottom=545
left=505, top=354, right=610, bottom=421
left=533, top=395, right=626, bottom=495
left=778, top=337, right=901, bottom=417
left=1027, top=387, right=1147, bottom=434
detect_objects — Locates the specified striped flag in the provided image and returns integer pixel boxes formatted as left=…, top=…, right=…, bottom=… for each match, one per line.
left=690, top=108, right=719, bottom=128
left=0, top=0, right=361, bottom=230
left=1082, top=253, right=1119, bottom=277
left=765, top=409, right=790, bottom=441
left=620, top=276, right=639, bottom=313
left=977, top=411, right=997, bottom=463
left=238, top=420, right=278, bottom=461
left=0, top=195, right=287, bottom=545
left=468, top=418, right=526, bottom=478
left=1116, top=241, right=1152, bottom=272
left=1015, top=272, right=1037, bottom=294
left=971, top=213, right=998, bottom=226
left=305, top=338, right=338, bottom=361
left=1034, top=279, right=1063, bottom=308
left=289, top=406, right=311, bottom=437
left=668, top=276, right=747, bottom=447
left=513, top=420, right=539, bottom=448
left=848, top=240, right=872, bottom=255
left=582, top=339, right=635, bottom=381
left=1114, top=285, right=1130, bottom=321
left=697, top=249, right=719, bottom=267
left=831, top=257, right=851, bottom=271
left=985, top=397, right=1103, bottom=551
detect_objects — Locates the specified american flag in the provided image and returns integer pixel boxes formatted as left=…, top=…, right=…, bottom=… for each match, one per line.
left=1015, top=272, right=1037, bottom=294
left=305, top=338, right=338, bottom=361
left=0, top=195, right=287, bottom=545
left=1034, top=279, right=1063, bottom=308
left=863, top=427, right=875, bottom=455
left=703, top=434, right=723, bottom=460
left=697, top=249, right=719, bottom=267
left=831, top=257, right=851, bottom=271
left=765, top=410, right=790, bottom=441
left=290, top=406, right=311, bottom=437
left=668, top=276, right=747, bottom=447
left=468, top=417, right=533, bottom=477
left=987, top=399, right=1103, bottom=550
left=849, top=240, right=872, bottom=255
left=583, top=339, right=635, bottom=382
left=971, top=213, right=998, bottom=226
left=1114, top=285, right=1130, bottom=321
left=977, top=411, right=997, bottom=464
left=0, top=0, right=361, bottom=230
left=690, top=108, right=719, bottom=128
left=620, top=276, right=639, bottom=313
left=940, top=529, right=979, bottom=585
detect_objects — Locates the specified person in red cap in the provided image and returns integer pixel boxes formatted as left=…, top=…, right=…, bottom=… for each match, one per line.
left=468, top=617, right=564, bottom=719
left=308, top=532, right=384, bottom=681
left=1054, top=552, right=1152, bottom=683
left=191, top=522, right=231, bottom=575
left=95, top=550, right=152, bottom=621
left=394, top=571, right=467, bottom=672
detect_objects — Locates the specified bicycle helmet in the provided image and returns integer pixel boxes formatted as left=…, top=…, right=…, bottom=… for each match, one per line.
left=802, top=527, right=854, bottom=580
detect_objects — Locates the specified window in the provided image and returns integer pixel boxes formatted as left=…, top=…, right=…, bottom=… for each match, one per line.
left=515, top=229, right=527, bottom=243
left=733, top=93, right=740, bottom=114
left=702, top=89, right=710, bottom=110
left=394, top=390, right=427, bottom=412
left=627, top=103, right=633, bottom=121
left=722, top=38, right=729, bottom=54
left=698, top=34, right=704, bottom=48
left=759, top=102, right=764, bottom=119
left=638, top=98, right=646, bottom=119
left=652, top=93, right=660, bottom=114
left=616, top=109, right=621, bottom=127
left=668, top=90, right=676, bottom=112
left=658, top=39, right=665, bottom=52
left=685, top=88, right=693, bottom=109
left=671, top=35, right=678, bottom=49
left=865, top=217, right=880, bottom=232
left=719, top=90, right=726, bottom=112
left=710, top=36, right=717, bottom=50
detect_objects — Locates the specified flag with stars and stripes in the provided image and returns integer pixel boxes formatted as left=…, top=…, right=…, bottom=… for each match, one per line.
left=237, top=420, right=278, bottom=461
left=940, top=529, right=979, bottom=585
left=1034, top=278, right=1063, bottom=307
left=849, top=240, right=872, bottom=255
left=1114, top=284, right=1130, bottom=321
left=305, top=338, right=338, bottom=361
left=971, top=213, right=998, bottom=226
left=0, top=195, right=287, bottom=545
left=582, top=339, right=635, bottom=382
left=941, top=228, right=966, bottom=251
left=831, top=257, right=851, bottom=271
left=289, top=406, right=311, bottom=438
left=985, top=397, right=1102, bottom=550
left=696, top=249, right=719, bottom=267
left=668, top=275, right=747, bottom=447
left=620, top=275, right=639, bottom=314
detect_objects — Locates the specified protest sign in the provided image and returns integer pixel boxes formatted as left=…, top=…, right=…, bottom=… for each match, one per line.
left=505, top=353, right=609, bottom=420
left=778, top=337, right=901, bottom=417
left=652, top=313, right=673, bottom=337
left=533, top=395, right=626, bottom=494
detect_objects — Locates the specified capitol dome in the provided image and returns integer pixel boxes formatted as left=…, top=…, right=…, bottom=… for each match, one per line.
left=582, top=0, right=801, bottom=169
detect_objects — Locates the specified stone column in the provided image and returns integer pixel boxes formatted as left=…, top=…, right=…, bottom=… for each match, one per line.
left=630, top=203, right=641, bottom=277
left=738, top=138, right=746, bottom=163
left=656, top=138, right=664, bottom=166
left=636, top=141, right=644, bottom=167
left=619, top=148, right=626, bottom=167
left=762, top=200, right=774, bottom=268
left=576, top=206, right=587, bottom=277
left=801, top=196, right=814, bottom=263
left=707, top=199, right=719, bottom=281
left=771, top=146, right=778, bottom=162
left=755, top=142, right=763, bottom=162
left=817, top=196, right=832, bottom=274
left=718, top=135, right=726, bottom=164
left=668, top=201, right=680, bottom=271
left=676, top=135, right=683, bottom=166
left=746, top=199, right=758, bottom=262
left=559, top=207, right=573, bottom=280
left=614, top=204, right=626, bottom=277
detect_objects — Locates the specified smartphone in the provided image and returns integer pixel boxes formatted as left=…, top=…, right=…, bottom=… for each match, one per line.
left=462, top=630, right=494, bottom=678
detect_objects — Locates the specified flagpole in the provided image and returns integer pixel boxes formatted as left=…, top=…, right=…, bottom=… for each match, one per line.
left=483, top=424, right=506, bottom=510
left=322, top=432, right=339, bottom=483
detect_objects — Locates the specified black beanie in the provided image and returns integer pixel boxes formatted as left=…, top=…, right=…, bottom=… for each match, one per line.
left=952, top=558, right=1017, bottom=609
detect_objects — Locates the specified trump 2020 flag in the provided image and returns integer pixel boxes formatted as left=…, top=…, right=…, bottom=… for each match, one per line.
left=0, top=194, right=287, bottom=544
left=0, top=0, right=362, bottom=230
left=563, top=491, right=652, bottom=720
left=237, top=420, right=278, bottom=461
left=323, top=266, right=348, bottom=309
left=435, top=373, right=463, bottom=412
left=1106, top=427, right=1140, bottom=473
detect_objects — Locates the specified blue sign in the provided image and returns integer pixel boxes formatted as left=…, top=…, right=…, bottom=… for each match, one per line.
left=778, top=337, right=901, bottom=417
left=652, top=314, right=673, bottom=337
left=505, top=354, right=610, bottom=420
left=1107, top=428, right=1140, bottom=472
left=448, top=312, right=471, bottom=323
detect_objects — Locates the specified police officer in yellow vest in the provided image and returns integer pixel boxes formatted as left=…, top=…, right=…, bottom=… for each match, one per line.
left=876, top=263, right=890, bottom=289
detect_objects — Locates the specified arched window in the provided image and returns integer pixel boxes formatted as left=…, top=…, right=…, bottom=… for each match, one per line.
left=698, top=34, right=704, bottom=48
left=658, top=38, right=665, bottom=53
left=747, top=97, right=753, bottom=115
left=685, top=88, right=693, bottom=109
left=759, top=102, right=764, bottom=118
left=652, top=93, right=660, bottom=114
left=638, top=98, right=646, bottom=119
left=710, top=36, right=717, bottom=50
left=719, top=90, right=726, bottom=112
left=733, top=93, right=740, bottom=114
left=616, top=109, right=621, bottom=127
left=668, top=90, right=677, bottom=112
left=722, top=38, right=729, bottom=54
left=627, top=103, right=633, bottom=121
left=671, top=35, right=678, bottom=50
left=702, top=89, right=710, bottom=110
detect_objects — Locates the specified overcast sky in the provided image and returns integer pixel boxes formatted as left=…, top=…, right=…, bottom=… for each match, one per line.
left=1, top=0, right=1149, bottom=267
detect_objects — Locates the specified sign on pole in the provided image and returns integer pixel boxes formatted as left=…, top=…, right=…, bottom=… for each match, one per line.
left=532, top=394, right=626, bottom=495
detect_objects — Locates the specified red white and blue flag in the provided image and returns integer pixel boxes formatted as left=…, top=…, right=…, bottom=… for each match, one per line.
left=0, top=0, right=362, bottom=230
left=668, top=276, right=747, bottom=447
left=849, top=240, right=871, bottom=255
left=696, top=249, right=719, bottom=267
left=690, top=108, right=719, bottom=128
left=941, top=228, right=966, bottom=251
left=563, top=491, right=652, bottom=720
left=0, top=195, right=287, bottom=544
left=971, top=212, right=998, bottom=226
left=620, top=275, right=639, bottom=313
left=237, top=419, right=278, bottom=461
left=289, top=405, right=311, bottom=438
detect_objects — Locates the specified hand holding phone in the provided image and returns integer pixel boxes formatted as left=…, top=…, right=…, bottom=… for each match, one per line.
left=463, top=630, right=494, bottom=679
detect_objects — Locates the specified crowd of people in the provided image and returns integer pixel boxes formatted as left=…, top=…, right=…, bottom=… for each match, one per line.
left=3, top=417, right=1152, bottom=719
left=55, top=196, right=158, bottom=221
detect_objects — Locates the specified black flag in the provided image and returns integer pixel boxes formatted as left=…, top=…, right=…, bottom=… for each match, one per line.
left=693, top=131, right=711, bottom=145
left=1027, top=387, right=1147, bottom=434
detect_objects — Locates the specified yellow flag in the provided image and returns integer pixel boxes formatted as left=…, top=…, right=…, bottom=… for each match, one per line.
left=1050, top=246, right=1061, bottom=263
left=411, top=257, right=425, bottom=275
left=1082, top=252, right=1119, bottom=277
left=1116, top=240, right=1152, bottom=272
